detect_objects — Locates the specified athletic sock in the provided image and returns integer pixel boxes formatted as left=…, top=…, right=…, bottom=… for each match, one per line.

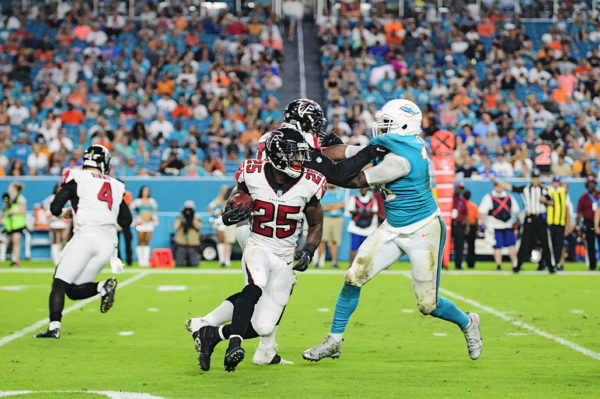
left=330, top=283, right=361, bottom=334
left=229, top=284, right=262, bottom=338
left=257, top=325, right=278, bottom=351
left=66, top=282, right=99, bottom=299
left=97, top=280, right=106, bottom=295
left=49, top=278, right=69, bottom=322
left=217, top=243, right=224, bottom=264
left=202, top=300, right=234, bottom=326
left=222, top=323, right=259, bottom=340
left=431, top=297, right=470, bottom=329
left=49, top=321, right=61, bottom=330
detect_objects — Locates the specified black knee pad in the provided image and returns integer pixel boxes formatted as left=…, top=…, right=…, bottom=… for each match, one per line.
left=52, top=278, right=70, bottom=294
left=240, top=284, right=262, bottom=304
left=226, top=292, right=241, bottom=304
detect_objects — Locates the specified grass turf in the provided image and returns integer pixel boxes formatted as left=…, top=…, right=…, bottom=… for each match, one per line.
left=0, top=261, right=599, bottom=398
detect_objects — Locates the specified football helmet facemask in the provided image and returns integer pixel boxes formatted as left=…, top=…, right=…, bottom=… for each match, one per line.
left=265, top=128, right=309, bottom=178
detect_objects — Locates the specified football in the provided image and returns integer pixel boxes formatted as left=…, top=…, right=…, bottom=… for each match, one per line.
left=230, top=192, right=253, bottom=211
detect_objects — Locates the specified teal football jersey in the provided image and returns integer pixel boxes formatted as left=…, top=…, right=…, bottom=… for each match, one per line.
left=371, top=134, right=439, bottom=227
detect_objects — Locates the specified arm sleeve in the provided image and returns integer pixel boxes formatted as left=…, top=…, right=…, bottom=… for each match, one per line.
left=117, top=198, right=133, bottom=228
left=50, top=181, right=76, bottom=216
left=345, top=145, right=365, bottom=158
left=511, top=185, right=525, bottom=194
left=322, top=133, right=344, bottom=147
left=306, top=147, right=375, bottom=186
left=363, top=153, right=411, bottom=185
left=478, top=195, right=490, bottom=215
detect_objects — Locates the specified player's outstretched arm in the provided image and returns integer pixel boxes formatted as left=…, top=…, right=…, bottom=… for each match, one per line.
left=294, top=197, right=323, bottom=272
left=117, top=198, right=133, bottom=228
left=50, top=181, right=76, bottom=216
left=489, top=176, right=514, bottom=192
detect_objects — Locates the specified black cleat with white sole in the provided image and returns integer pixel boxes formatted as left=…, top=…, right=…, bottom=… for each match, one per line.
left=34, top=328, right=60, bottom=339
left=100, top=278, right=117, bottom=313
left=224, top=337, right=245, bottom=372
left=198, top=326, right=221, bottom=371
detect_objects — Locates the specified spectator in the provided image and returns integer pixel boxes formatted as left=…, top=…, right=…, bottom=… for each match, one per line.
left=346, top=187, right=378, bottom=264
left=181, top=152, right=206, bottom=177
left=316, top=184, right=345, bottom=269
left=27, top=139, right=48, bottom=174
left=173, top=200, right=201, bottom=267
left=551, top=154, right=572, bottom=177
left=60, top=103, right=85, bottom=125
left=473, top=113, right=497, bottom=138
left=7, top=100, right=29, bottom=125
left=148, top=113, right=174, bottom=140
left=479, top=181, right=520, bottom=271
left=1, top=182, right=26, bottom=267
left=48, top=128, right=74, bottom=154
left=492, top=153, right=514, bottom=177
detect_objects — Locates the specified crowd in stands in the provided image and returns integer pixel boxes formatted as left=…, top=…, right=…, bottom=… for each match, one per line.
left=318, top=1, right=600, bottom=180
left=3, top=0, right=600, bottom=181
left=0, top=1, right=283, bottom=178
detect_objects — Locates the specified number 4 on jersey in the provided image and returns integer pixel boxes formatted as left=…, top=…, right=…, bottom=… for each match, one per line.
left=97, top=182, right=113, bottom=210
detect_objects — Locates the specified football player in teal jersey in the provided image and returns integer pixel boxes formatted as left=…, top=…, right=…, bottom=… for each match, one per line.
left=302, top=99, right=483, bottom=361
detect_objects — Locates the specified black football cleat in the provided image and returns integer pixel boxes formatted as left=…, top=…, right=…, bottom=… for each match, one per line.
left=198, top=326, right=222, bottom=371
left=100, top=278, right=117, bottom=313
left=34, top=328, right=60, bottom=339
left=224, top=337, right=245, bottom=372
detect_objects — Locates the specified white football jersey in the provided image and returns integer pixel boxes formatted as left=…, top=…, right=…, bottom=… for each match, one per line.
left=255, top=130, right=320, bottom=160
left=61, top=168, right=126, bottom=234
left=236, top=159, right=327, bottom=257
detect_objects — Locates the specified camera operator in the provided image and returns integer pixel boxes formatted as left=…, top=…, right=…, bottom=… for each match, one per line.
left=1, top=182, right=26, bottom=267
left=173, top=200, right=201, bottom=267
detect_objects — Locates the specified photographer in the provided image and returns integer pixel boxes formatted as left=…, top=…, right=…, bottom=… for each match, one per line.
left=1, top=182, right=27, bottom=267
left=173, top=200, right=201, bottom=267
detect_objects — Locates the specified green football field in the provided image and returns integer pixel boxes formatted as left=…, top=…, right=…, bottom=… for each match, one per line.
left=1, top=261, right=600, bottom=399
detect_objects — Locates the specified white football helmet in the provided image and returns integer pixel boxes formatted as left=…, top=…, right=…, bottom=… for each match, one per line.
left=372, top=99, right=422, bottom=137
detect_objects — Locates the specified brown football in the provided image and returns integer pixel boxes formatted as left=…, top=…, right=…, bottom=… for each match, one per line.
left=230, top=192, right=253, bottom=210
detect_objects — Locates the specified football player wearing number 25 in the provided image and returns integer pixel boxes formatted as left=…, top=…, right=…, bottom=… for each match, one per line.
left=190, top=128, right=326, bottom=373
left=303, top=99, right=483, bottom=362
left=34, top=145, right=133, bottom=339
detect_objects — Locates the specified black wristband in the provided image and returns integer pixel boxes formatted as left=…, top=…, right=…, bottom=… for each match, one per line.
left=304, top=243, right=318, bottom=257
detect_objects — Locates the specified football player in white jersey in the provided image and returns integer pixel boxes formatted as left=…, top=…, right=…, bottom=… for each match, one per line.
left=35, top=145, right=133, bottom=339
left=191, top=128, right=326, bottom=372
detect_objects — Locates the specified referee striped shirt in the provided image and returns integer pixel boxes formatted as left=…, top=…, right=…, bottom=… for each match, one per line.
left=511, top=184, right=549, bottom=215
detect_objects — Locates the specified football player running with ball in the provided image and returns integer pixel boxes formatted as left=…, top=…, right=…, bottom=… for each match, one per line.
left=302, top=99, right=483, bottom=362
left=193, top=128, right=326, bottom=372
left=186, top=98, right=384, bottom=366
left=35, top=145, right=132, bottom=339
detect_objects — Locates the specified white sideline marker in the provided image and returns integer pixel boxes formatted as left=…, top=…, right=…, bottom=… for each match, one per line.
left=317, top=308, right=329, bottom=312
left=118, top=331, right=134, bottom=336
left=402, top=309, right=415, bottom=313
left=0, top=271, right=150, bottom=348
left=433, top=332, right=447, bottom=337
left=147, top=308, right=159, bottom=312
left=570, top=309, right=585, bottom=314
left=437, top=287, right=600, bottom=361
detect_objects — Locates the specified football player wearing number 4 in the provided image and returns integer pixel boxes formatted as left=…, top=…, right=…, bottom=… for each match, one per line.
left=303, top=99, right=483, bottom=361
left=192, top=128, right=326, bottom=372
left=35, top=145, right=133, bottom=339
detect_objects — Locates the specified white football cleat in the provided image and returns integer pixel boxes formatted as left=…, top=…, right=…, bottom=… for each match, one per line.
left=185, top=318, right=209, bottom=352
left=462, top=312, right=482, bottom=360
left=302, top=334, right=343, bottom=361
left=252, top=344, right=293, bottom=365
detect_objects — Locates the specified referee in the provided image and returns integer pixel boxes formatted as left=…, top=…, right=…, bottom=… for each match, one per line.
left=547, top=175, right=571, bottom=271
left=491, top=170, right=555, bottom=273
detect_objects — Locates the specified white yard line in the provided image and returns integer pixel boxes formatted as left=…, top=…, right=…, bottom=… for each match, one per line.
left=437, top=286, right=600, bottom=361
left=0, top=271, right=150, bottom=348
left=1, top=268, right=599, bottom=276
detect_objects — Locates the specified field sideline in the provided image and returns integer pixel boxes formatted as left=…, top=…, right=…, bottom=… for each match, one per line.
left=1, top=261, right=600, bottom=399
